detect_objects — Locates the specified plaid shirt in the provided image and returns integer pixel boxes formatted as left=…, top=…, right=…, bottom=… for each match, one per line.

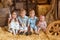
left=28, top=16, right=38, bottom=28
left=18, top=16, right=28, bottom=27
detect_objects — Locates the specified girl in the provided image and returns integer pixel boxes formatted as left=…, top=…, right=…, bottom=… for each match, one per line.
left=28, top=9, right=38, bottom=34
left=8, top=11, right=20, bottom=35
left=37, top=15, right=47, bottom=34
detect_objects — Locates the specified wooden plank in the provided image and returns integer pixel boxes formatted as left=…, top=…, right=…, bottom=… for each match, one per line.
left=58, top=0, right=60, bottom=19
left=0, top=8, right=10, bottom=26
left=16, top=3, right=24, bottom=9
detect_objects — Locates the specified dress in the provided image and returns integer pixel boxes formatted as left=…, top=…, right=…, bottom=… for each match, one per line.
left=9, top=19, right=20, bottom=30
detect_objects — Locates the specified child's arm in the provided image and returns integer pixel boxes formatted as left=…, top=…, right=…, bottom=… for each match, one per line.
left=8, top=18, right=11, bottom=24
left=42, top=21, right=47, bottom=32
left=44, top=21, right=47, bottom=28
left=42, top=21, right=47, bottom=30
left=8, top=13, right=11, bottom=25
left=8, top=17, right=11, bottom=26
left=28, top=19, right=30, bottom=27
left=36, top=20, right=40, bottom=27
left=27, top=19, right=31, bottom=32
left=18, top=19, right=22, bottom=27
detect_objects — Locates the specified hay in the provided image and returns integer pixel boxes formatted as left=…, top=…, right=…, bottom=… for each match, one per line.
left=0, top=27, right=59, bottom=40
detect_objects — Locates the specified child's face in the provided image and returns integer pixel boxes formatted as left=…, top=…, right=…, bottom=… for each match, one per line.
left=12, top=12, right=17, bottom=19
left=29, top=10, right=35, bottom=17
left=20, top=11, right=26, bottom=18
left=40, top=16, right=45, bottom=21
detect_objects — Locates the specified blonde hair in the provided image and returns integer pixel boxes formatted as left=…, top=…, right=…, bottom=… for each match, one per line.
left=19, top=8, right=26, bottom=14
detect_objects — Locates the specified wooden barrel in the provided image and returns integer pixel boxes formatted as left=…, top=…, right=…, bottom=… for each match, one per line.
left=0, top=8, right=10, bottom=26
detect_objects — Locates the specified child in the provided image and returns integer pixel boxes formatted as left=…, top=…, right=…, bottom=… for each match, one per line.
left=37, top=15, right=47, bottom=34
left=8, top=11, right=20, bottom=35
left=18, top=9, right=28, bottom=34
left=28, top=9, right=38, bottom=34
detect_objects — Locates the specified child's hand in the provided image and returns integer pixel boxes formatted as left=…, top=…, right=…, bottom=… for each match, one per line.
left=8, top=17, right=11, bottom=21
left=37, top=24, right=40, bottom=27
left=28, top=26, right=30, bottom=32
left=36, top=22, right=40, bottom=27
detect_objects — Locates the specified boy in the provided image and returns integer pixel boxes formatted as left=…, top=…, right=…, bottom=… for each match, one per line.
left=18, top=9, right=28, bottom=35
left=28, top=9, right=38, bottom=35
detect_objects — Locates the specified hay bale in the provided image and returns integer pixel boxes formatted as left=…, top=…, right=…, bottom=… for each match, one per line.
left=37, top=5, right=51, bottom=16
left=0, top=3, right=3, bottom=8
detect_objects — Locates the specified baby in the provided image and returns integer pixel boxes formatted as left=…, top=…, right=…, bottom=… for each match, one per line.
left=37, top=15, right=47, bottom=34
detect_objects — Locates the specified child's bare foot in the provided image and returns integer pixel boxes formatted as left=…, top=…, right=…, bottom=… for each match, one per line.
left=23, top=31, right=28, bottom=35
left=28, top=31, right=32, bottom=35
left=19, top=32, right=24, bottom=35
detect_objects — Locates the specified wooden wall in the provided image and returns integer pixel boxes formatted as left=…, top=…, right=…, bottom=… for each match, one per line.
left=0, top=0, right=58, bottom=26
left=58, top=0, right=60, bottom=19
left=0, top=8, right=10, bottom=26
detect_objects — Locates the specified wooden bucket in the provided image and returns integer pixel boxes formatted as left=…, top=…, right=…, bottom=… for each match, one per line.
left=0, top=8, right=10, bottom=26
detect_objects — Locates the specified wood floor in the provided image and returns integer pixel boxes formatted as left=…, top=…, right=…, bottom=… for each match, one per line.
left=0, top=27, right=60, bottom=40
